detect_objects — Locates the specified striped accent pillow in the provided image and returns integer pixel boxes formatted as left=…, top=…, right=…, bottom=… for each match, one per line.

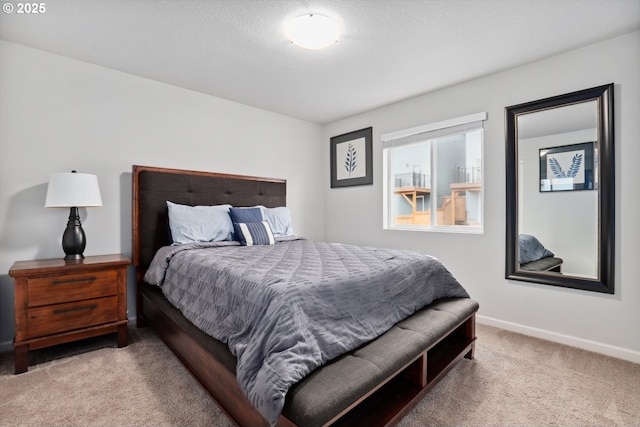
left=233, top=221, right=275, bottom=246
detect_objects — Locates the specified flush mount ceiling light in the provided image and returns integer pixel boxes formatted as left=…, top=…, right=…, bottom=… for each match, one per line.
left=286, top=13, right=340, bottom=50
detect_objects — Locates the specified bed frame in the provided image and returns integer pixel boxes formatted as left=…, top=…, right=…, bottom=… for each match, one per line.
left=132, top=165, right=478, bottom=427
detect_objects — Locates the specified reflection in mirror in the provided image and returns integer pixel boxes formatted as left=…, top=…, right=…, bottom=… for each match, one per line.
left=505, top=84, right=614, bottom=293
left=518, top=101, right=598, bottom=278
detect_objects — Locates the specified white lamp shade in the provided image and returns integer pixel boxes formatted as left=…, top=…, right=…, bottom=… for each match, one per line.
left=45, top=172, right=103, bottom=208
left=286, top=14, right=340, bottom=50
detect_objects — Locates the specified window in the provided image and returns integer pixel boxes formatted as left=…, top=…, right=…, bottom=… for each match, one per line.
left=382, top=112, right=486, bottom=233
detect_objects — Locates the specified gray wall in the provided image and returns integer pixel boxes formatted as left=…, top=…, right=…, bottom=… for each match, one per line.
left=0, top=40, right=325, bottom=350
left=323, top=32, right=640, bottom=362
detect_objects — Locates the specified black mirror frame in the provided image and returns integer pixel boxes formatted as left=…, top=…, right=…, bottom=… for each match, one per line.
left=505, top=84, right=615, bottom=293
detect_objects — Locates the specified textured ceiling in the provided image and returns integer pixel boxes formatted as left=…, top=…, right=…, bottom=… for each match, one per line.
left=1, top=0, right=639, bottom=124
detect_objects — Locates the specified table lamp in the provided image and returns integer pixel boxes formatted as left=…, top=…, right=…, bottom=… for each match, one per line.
left=45, top=170, right=103, bottom=260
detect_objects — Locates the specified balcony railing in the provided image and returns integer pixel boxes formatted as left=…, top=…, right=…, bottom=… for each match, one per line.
left=454, top=166, right=481, bottom=183
left=395, top=166, right=480, bottom=189
left=395, top=172, right=428, bottom=188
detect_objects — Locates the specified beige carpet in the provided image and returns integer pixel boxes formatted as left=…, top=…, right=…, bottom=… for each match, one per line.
left=1, top=324, right=638, bottom=427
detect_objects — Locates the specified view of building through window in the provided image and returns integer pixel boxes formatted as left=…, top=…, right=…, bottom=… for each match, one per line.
left=384, top=123, right=483, bottom=232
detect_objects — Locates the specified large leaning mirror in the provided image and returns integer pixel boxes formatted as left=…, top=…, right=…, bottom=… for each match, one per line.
left=505, top=84, right=614, bottom=293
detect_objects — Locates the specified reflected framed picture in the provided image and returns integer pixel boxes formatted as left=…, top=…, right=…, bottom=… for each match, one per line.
left=330, top=127, right=373, bottom=188
left=539, top=141, right=595, bottom=192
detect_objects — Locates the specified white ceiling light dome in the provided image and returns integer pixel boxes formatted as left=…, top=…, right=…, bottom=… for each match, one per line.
left=286, top=13, right=340, bottom=50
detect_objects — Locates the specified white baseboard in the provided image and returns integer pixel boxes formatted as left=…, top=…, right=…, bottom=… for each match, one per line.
left=477, top=315, right=640, bottom=364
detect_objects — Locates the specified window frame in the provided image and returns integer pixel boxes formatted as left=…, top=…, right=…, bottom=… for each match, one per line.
left=382, top=112, right=487, bottom=234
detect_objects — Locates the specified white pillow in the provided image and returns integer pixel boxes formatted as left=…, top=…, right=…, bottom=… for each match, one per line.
left=167, top=201, right=233, bottom=244
left=258, top=206, right=294, bottom=238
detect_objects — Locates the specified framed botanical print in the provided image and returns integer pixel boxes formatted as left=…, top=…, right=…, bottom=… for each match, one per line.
left=539, top=141, right=595, bottom=192
left=330, top=127, right=373, bottom=188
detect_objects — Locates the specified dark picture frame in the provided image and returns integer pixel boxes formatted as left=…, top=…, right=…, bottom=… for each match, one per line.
left=330, top=127, right=373, bottom=188
left=539, top=141, right=595, bottom=192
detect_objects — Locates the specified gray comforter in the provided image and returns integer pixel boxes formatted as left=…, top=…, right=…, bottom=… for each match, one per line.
left=144, top=239, right=469, bottom=425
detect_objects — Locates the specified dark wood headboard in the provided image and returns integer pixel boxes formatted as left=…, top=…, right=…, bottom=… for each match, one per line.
left=132, top=165, right=287, bottom=276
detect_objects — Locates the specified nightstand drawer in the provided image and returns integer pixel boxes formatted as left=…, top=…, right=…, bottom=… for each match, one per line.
left=27, top=270, right=118, bottom=307
left=27, top=296, right=119, bottom=338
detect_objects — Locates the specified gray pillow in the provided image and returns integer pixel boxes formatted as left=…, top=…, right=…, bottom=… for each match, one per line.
left=519, top=234, right=554, bottom=264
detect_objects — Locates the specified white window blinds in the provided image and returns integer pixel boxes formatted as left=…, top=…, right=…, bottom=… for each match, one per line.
left=381, top=112, right=487, bottom=148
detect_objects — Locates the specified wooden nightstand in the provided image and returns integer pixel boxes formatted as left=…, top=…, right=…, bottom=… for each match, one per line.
left=9, top=254, right=129, bottom=374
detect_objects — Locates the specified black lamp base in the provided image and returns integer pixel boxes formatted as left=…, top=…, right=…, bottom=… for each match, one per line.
left=62, top=207, right=86, bottom=260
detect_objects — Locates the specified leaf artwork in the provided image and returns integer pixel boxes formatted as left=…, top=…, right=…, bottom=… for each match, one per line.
left=344, top=143, right=357, bottom=176
left=548, top=153, right=583, bottom=179
left=566, top=153, right=583, bottom=178
left=548, top=157, right=566, bottom=178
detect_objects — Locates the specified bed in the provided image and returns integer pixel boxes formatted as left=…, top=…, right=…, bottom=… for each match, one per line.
left=132, top=165, right=479, bottom=427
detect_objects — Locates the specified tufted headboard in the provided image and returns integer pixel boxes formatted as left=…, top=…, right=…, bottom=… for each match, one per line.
left=132, top=165, right=286, bottom=277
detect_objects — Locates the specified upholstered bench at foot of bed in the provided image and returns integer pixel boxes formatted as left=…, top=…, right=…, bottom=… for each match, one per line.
left=139, top=283, right=477, bottom=427
left=282, top=298, right=479, bottom=427
left=520, top=256, right=563, bottom=272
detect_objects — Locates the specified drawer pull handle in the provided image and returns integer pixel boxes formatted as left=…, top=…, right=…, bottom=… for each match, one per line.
left=52, top=276, right=97, bottom=285
left=53, top=304, right=98, bottom=315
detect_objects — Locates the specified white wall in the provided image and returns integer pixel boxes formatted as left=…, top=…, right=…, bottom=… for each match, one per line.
left=323, top=31, right=640, bottom=362
left=0, top=41, right=325, bottom=349
left=2, top=32, right=639, bottom=362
